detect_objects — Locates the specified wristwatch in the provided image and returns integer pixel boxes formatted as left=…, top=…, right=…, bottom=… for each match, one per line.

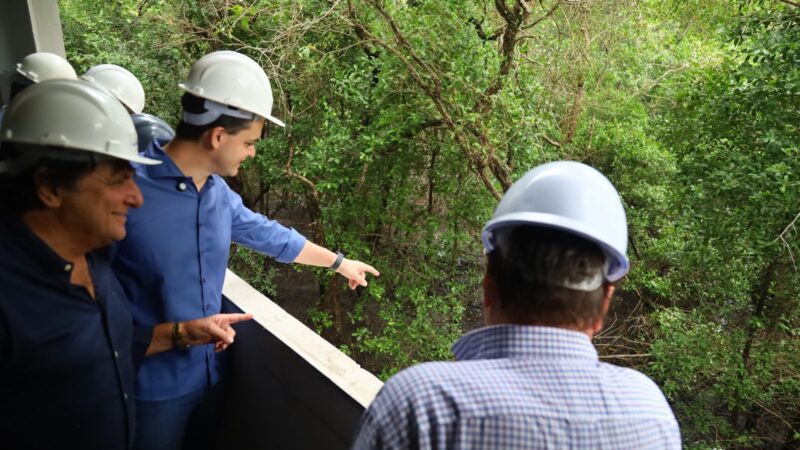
left=171, top=322, right=191, bottom=351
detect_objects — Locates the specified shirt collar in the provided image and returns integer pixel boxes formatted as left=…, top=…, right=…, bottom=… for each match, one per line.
left=144, top=138, right=187, bottom=179
left=142, top=139, right=215, bottom=188
left=452, top=324, right=598, bottom=362
left=0, top=212, right=84, bottom=279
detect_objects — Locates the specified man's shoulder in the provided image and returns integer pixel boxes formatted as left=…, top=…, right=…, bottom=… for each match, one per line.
left=601, top=362, right=666, bottom=392
left=598, top=362, right=676, bottom=415
left=385, top=359, right=474, bottom=387
left=374, top=359, right=491, bottom=411
left=379, top=357, right=675, bottom=413
left=378, top=361, right=455, bottom=393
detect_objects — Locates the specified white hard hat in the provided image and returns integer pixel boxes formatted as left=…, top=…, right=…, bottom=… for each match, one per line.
left=0, top=80, right=160, bottom=173
left=15, top=52, right=78, bottom=83
left=81, top=64, right=146, bottom=114
left=178, top=51, right=284, bottom=127
left=482, top=161, right=630, bottom=282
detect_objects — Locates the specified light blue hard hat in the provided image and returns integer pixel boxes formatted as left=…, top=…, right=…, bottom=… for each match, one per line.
left=131, top=113, right=175, bottom=152
left=482, top=161, right=630, bottom=282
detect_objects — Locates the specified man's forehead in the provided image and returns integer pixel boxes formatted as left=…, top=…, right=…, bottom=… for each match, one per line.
left=90, top=158, right=135, bottom=176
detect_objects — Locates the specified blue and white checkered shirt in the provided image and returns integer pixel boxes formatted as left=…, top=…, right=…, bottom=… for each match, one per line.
left=352, top=325, right=681, bottom=450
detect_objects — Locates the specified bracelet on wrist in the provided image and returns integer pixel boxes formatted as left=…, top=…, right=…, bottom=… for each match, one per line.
left=330, top=251, right=345, bottom=271
left=171, top=322, right=191, bottom=351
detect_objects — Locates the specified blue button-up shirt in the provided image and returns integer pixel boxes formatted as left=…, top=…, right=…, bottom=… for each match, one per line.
left=0, top=213, right=139, bottom=450
left=113, top=139, right=307, bottom=401
left=352, top=325, right=681, bottom=450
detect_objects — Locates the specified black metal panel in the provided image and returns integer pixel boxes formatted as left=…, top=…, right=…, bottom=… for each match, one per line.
left=220, top=297, right=365, bottom=449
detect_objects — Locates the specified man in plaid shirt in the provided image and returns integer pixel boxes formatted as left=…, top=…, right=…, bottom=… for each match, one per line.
left=352, top=161, right=681, bottom=450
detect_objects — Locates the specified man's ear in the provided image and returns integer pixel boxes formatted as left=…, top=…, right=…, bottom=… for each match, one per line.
left=34, top=169, right=62, bottom=209
left=482, top=273, right=501, bottom=326
left=204, top=126, right=226, bottom=150
left=482, top=274, right=495, bottom=310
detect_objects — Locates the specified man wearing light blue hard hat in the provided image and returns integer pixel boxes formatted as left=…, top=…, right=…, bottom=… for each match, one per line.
left=81, top=63, right=176, bottom=150
left=352, top=161, right=681, bottom=450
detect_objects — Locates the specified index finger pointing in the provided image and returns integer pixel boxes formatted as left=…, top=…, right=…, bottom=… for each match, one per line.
left=224, top=313, right=254, bottom=325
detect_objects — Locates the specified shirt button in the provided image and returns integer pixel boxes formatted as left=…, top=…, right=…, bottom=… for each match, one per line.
left=123, top=393, right=128, bottom=400
left=64, top=263, right=73, bottom=272
left=177, top=182, right=187, bottom=191
left=202, top=277, right=206, bottom=283
left=205, top=304, right=211, bottom=311
left=114, top=350, right=119, bottom=359
left=199, top=251, right=204, bottom=256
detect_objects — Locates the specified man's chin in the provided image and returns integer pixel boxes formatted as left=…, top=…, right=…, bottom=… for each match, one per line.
left=107, top=230, right=127, bottom=246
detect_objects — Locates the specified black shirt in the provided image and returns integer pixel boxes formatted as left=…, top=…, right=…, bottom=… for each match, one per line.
left=0, top=213, right=139, bottom=450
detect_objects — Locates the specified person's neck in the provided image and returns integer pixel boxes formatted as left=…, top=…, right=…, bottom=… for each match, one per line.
left=163, top=139, right=212, bottom=190
left=484, top=315, right=597, bottom=338
left=21, top=210, right=93, bottom=262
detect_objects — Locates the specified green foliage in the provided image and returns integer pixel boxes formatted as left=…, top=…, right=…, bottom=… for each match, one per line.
left=228, top=246, right=279, bottom=299
left=648, top=5, right=800, bottom=447
left=60, top=0, right=193, bottom=124
left=60, top=1, right=800, bottom=446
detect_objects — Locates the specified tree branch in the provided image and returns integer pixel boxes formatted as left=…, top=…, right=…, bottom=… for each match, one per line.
left=521, top=0, right=562, bottom=30
left=468, top=17, right=501, bottom=41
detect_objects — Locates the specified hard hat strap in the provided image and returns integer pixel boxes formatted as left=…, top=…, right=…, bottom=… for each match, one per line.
left=181, top=99, right=255, bottom=126
left=549, top=272, right=604, bottom=292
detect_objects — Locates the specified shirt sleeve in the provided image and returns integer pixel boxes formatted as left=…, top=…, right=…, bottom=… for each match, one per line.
left=224, top=182, right=307, bottom=263
left=665, top=405, right=682, bottom=449
left=351, top=377, right=418, bottom=450
left=351, top=406, right=389, bottom=450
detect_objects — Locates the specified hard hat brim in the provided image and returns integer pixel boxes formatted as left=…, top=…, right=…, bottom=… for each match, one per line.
left=482, top=211, right=630, bottom=282
left=178, top=82, right=285, bottom=127
left=124, top=153, right=162, bottom=166
left=265, top=115, right=285, bottom=128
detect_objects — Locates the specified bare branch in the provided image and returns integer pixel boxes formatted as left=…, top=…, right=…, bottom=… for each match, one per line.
left=468, top=17, right=501, bottom=41
left=345, top=0, right=504, bottom=199
left=777, top=211, right=800, bottom=241
left=776, top=210, right=800, bottom=272
left=542, top=134, right=562, bottom=148
left=635, top=62, right=690, bottom=96
left=521, top=0, right=562, bottom=31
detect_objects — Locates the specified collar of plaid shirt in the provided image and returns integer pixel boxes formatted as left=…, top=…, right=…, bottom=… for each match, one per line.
left=451, top=324, right=599, bottom=362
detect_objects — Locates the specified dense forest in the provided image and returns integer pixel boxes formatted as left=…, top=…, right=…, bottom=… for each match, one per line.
left=58, top=0, right=799, bottom=447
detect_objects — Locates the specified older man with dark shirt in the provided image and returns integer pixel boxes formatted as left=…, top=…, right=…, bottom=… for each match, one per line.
left=0, top=79, right=251, bottom=450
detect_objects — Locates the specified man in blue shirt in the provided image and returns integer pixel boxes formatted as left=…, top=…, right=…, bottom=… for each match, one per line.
left=0, top=80, right=253, bottom=450
left=113, top=51, right=380, bottom=450
left=352, top=161, right=681, bottom=450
